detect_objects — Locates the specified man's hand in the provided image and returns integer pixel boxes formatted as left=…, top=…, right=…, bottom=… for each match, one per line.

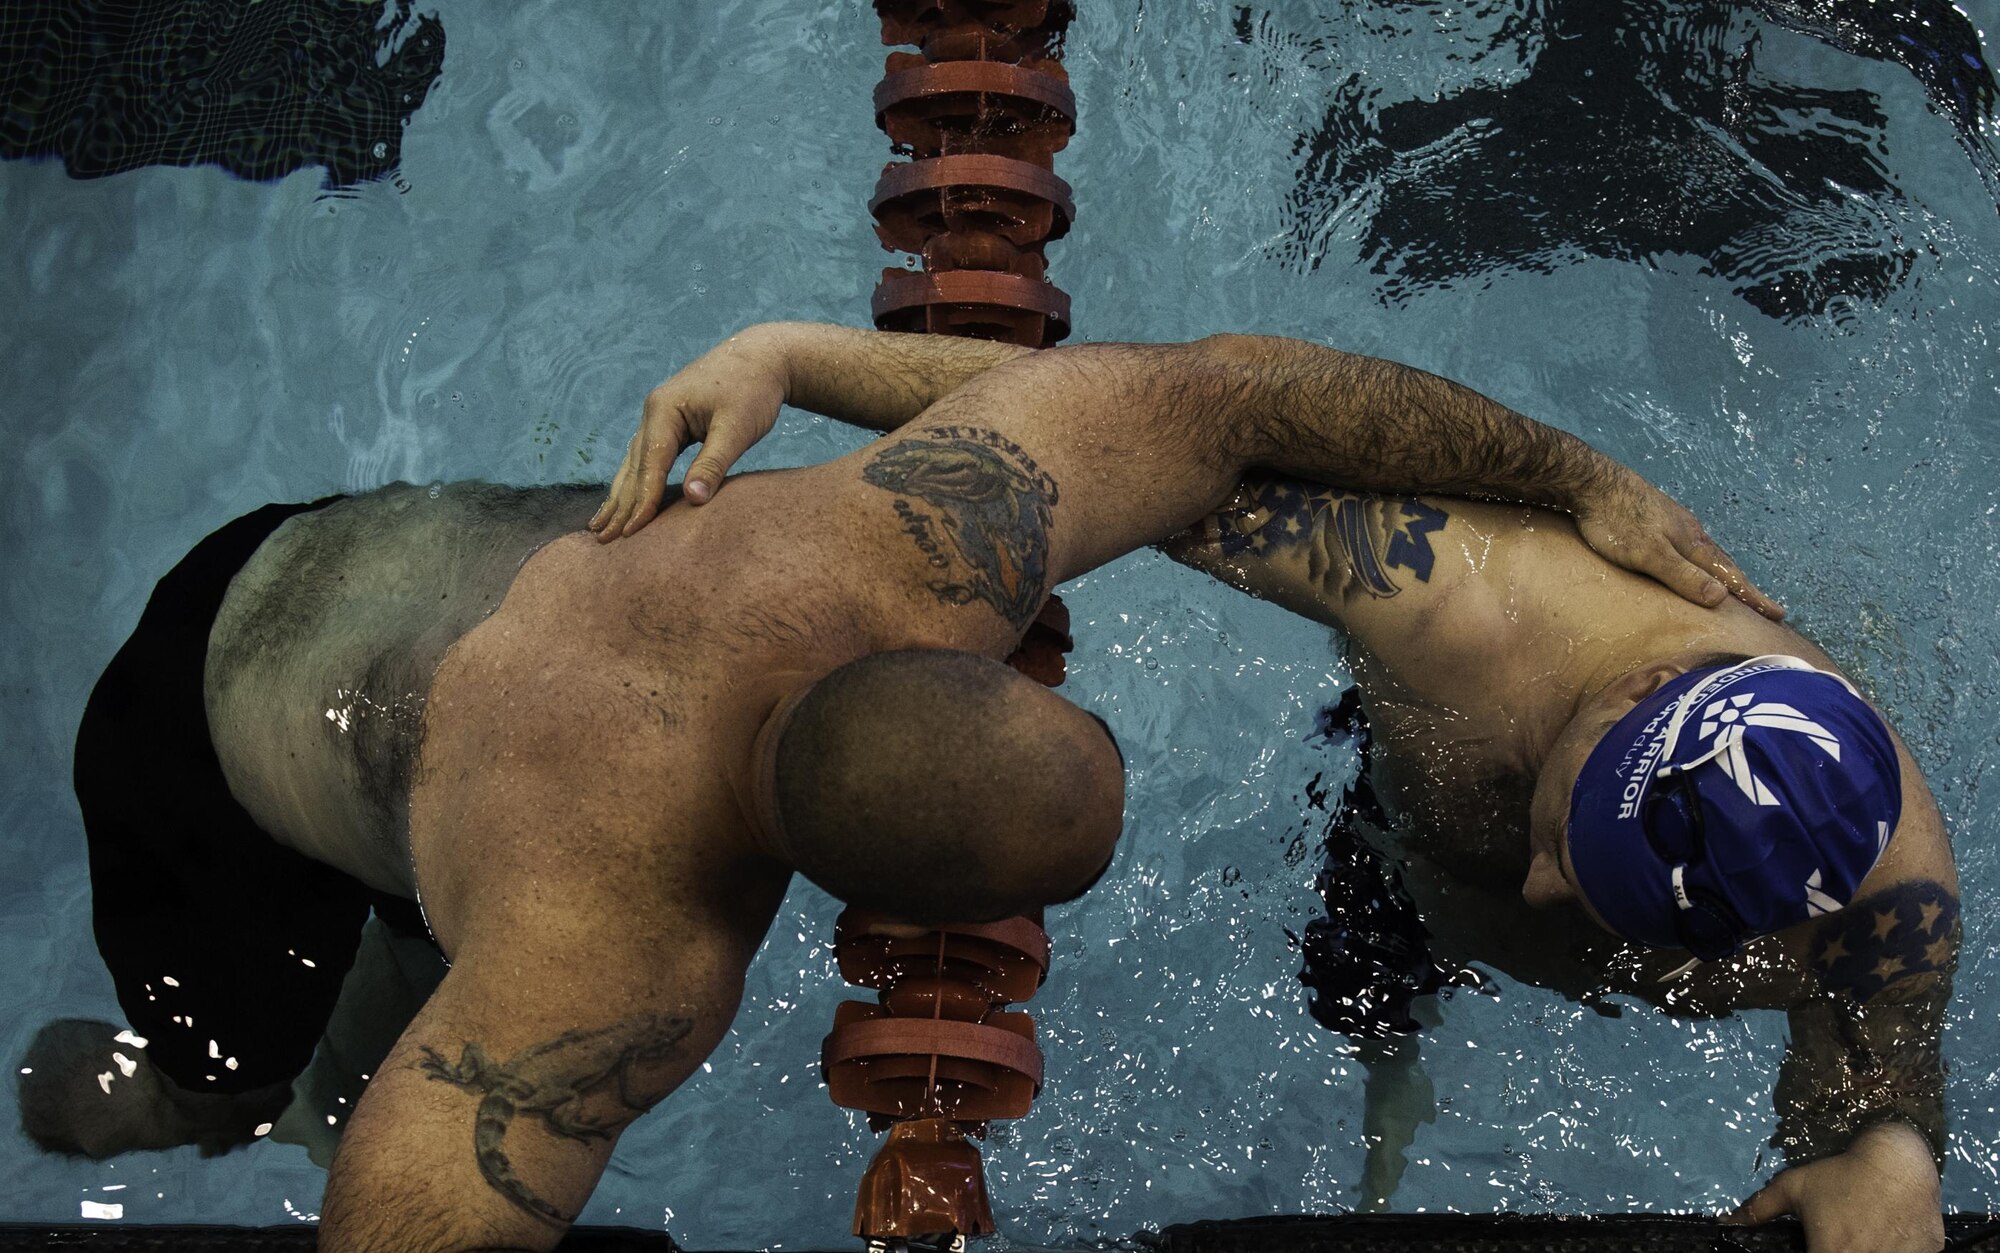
left=590, top=327, right=787, bottom=541
left=1572, top=467, right=1784, bottom=619
left=1725, top=1122, right=1944, bottom=1253
left=592, top=323, right=1036, bottom=542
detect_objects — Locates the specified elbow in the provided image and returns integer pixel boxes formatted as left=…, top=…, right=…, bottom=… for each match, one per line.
left=1197, top=330, right=1339, bottom=360
left=1196, top=331, right=1268, bottom=362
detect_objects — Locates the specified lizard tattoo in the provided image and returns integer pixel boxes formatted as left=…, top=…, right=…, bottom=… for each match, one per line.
left=417, top=1013, right=694, bottom=1224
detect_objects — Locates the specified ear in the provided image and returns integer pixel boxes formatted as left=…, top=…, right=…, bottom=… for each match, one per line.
left=1601, top=657, right=1689, bottom=707
left=735, top=675, right=817, bottom=868
left=1521, top=848, right=1577, bottom=908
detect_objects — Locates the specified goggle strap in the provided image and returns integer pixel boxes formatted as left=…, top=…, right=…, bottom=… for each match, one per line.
left=1655, top=654, right=1828, bottom=766
left=1656, top=956, right=1704, bottom=983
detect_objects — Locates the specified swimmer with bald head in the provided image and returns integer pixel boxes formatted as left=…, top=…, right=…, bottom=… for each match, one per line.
left=646, top=326, right=1955, bottom=1253
left=93, top=324, right=1758, bottom=1252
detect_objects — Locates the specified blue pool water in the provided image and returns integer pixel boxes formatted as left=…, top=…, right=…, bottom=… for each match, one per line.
left=2, top=0, right=1998, bottom=1244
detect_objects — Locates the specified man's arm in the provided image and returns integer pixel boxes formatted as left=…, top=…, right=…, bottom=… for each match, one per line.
left=319, top=932, right=744, bottom=1253
left=758, top=324, right=1618, bottom=512
left=1775, top=878, right=1958, bottom=1166
left=593, top=324, right=1774, bottom=617
left=319, top=656, right=779, bottom=1253
left=870, top=331, right=1769, bottom=611
left=592, top=324, right=1031, bottom=536
left=1728, top=785, right=1958, bottom=1253
left=669, top=323, right=1617, bottom=507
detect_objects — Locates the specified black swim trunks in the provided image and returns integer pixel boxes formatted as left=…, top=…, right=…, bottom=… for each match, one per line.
left=73, top=498, right=426, bottom=1096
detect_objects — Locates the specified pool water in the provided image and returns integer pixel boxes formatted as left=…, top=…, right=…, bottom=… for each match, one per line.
left=2, top=0, right=1997, bottom=1245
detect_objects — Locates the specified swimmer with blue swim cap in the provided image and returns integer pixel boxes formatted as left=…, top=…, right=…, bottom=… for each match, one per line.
left=1562, top=655, right=1902, bottom=964
left=1165, top=465, right=1957, bottom=1253
left=657, top=327, right=1956, bottom=1253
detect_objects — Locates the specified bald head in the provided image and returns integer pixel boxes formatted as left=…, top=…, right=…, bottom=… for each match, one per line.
left=760, top=649, right=1125, bottom=922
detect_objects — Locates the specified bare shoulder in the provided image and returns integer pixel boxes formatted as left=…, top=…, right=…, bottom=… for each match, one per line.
left=646, top=442, right=1069, bottom=661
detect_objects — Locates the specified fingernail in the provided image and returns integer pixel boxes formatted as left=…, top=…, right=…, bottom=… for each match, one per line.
left=1704, top=579, right=1724, bottom=602
left=687, top=480, right=711, bottom=503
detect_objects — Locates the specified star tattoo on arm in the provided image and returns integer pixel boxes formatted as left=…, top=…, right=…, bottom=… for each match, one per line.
left=1208, top=474, right=1448, bottom=601
left=1774, top=880, right=1959, bottom=1166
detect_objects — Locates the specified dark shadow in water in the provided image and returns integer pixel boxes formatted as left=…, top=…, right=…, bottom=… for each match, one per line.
left=0, top=0, right=445, bottom=188
left=1754, top=0, right=1995, bottom=148
left=15, top=496, right=444, bottom=1169
left=1247, top=1, right=1998, bottom=320
left=17, top=917, right=443, bottom=1168
left=1290, top=689, right=1475, bottom=1041
left=1286, top=689, right=1477, bottom=1208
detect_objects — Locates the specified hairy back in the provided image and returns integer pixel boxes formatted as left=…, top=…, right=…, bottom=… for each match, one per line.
left=205, top=481, right=602, bottom=894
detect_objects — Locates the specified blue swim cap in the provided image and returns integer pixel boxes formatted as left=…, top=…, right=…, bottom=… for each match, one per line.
left=1566, top=655, right=1901, bottom=959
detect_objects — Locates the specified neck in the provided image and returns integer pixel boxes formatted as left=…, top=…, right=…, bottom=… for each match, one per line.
left=1522, top=626, right=1746, bottom=775
left=1514, top=642, right=1644, bottom=776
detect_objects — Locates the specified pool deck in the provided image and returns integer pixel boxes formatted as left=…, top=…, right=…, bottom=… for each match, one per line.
left=4, top=1214, right=1998, bottom=1252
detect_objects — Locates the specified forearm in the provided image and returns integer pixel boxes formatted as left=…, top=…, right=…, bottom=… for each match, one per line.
left=753, top=321, right=1035, bottom=433
left=1774, top=880, right=1959, bottom=1168
left=1777, top=994, right=1949, bottom=1167
left=766, top=324, right=1628, bottom=510
left=1202, top=333, right=1624, bottom=512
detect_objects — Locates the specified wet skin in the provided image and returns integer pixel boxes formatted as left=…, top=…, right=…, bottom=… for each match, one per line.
left=194, top=325, right=1876, bottom=1251
left=204, top=388, right=1158, bottom=1250
left=1167, top=482, right=1958, bottom=1172
left=205, top=466, right=1041, bottom=1243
